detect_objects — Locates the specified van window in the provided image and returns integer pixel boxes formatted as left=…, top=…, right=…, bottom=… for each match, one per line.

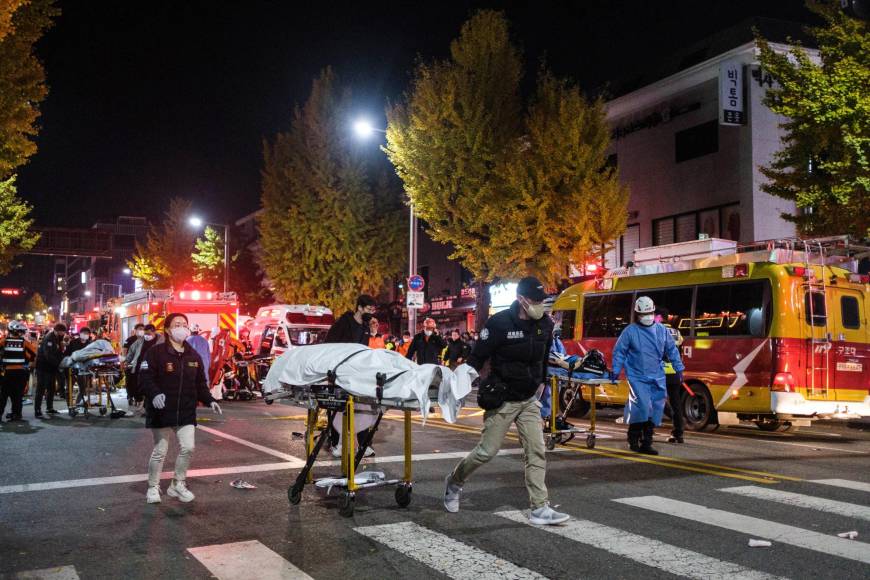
left=552, top=310, right=577, bottom=341
left=841, top=296, right=860, bottom=329
left=805, top=291, right=827, bottom=327
left=639, top=287, right=693, bottom=337
left=582, top=293, right=633, bottom=337
left=694, top=281, right=769, bottom=337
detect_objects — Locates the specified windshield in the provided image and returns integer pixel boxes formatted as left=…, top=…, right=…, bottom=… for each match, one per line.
left=288, top=328, right=327, bottom=345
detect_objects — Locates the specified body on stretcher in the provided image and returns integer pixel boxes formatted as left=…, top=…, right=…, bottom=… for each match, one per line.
left=60, top=345, right=125, bottom=419
left=544, top=349, right=611, bottom=449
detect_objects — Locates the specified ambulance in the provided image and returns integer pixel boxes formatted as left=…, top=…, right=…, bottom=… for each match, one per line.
left=552, top=236, right=870, bottom=432
left=108, top=288, right=240, bottom=345
left=248, top=304, right=334, bottom=356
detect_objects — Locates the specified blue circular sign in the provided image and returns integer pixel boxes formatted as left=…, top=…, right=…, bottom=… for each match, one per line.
left=408, top=275, right=425, bottom=292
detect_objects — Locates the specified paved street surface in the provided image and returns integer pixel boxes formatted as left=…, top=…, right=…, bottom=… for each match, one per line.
left=2, top=394, right=869, bottom=580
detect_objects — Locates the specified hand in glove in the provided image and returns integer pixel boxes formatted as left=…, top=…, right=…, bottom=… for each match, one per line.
left=211, top=402, right=223, bottom=415
left=608, top=370, right=619, bottom=383
left=152, top=393, right=166, bottom=409
left=675, top=371, right=684, bottom=386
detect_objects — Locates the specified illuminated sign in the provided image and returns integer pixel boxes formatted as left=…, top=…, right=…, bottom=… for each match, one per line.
left=0, top=288, right=21, bottom=296
left=489, top=282, right=518, bottom=311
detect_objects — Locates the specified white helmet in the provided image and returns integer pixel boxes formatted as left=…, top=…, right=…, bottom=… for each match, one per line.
left=8, top=320, right=27, bottom=334
left=634, top=296, right=655, bottom=315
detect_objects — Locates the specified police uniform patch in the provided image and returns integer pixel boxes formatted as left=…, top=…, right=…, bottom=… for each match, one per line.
left=166, top=362, right=175, bottom=372
left=480, top=328, right=489, bottom=341
left=187, top=361, right=199, bottom=367
left=139, top=361, right=149, bottom=370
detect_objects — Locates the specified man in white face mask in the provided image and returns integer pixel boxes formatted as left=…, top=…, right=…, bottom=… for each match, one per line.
left=610, top=296, right=685, bottom=455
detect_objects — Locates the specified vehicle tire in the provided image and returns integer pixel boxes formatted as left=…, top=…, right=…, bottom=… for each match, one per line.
left=395, top=484, right=412, bottom=508
left=68, top=408, right=77, bottom=418
left=288, top=483, right=303, bottom=505
left=265, top=398, right=274, bottom=405
left=682, top=383, right=717, bottom=431
left=338, top=491, right=355, bottom=517
left=560, top=385, right=591, bottom=418
left=755, top=420, right=793, bottom=432
left=586, top=434, right=596, bottom=449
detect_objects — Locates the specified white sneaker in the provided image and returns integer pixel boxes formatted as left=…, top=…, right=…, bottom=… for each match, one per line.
left=363, top=447, right=375, bottom=458
left=146, top=486, right=162, bottom=504
left=443, top=475, right=462, bottom=513
left=331, top=445, right=342, bottom=458
left=529, top=503, right=569, bottom=525
left=167, top=479, right=195, bottom=502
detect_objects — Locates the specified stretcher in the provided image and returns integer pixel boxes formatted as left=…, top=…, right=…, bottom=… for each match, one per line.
left=545, top=349, right=611, bottom=450
left=60, top=340, right=125, bottom=419
left=263, top=344, right=475, bottom=517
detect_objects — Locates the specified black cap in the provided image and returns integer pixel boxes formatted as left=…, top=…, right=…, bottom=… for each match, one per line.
left=517, top=276, right=547, bottom=301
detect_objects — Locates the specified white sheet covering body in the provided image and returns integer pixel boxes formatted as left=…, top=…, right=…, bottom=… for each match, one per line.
left=60, top=339, right=118, bottom=370
left=263, top=343, right=477, bottom=422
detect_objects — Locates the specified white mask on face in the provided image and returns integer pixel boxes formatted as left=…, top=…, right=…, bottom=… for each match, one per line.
left=169, top=327, right=191, bottom=343
left=79, top=333, right=90, bottom=341
left=143, top=334, right=155, bottom=341
left=638, top=314, right=655, bottom=326
left=520, top=298, right=546, bottom=320
left=424, top=330, right=433, bottom=337
left=136, top=330, right=145, bottom=337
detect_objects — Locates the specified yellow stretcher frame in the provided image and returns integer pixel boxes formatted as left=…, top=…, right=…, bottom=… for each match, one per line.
left=543, top=374, right=611, bottom=449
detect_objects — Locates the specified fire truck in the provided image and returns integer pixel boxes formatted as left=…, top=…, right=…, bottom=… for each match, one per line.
left=107, top=289, right=240, bottom=346
left=552, top=236, right=869, bottom=432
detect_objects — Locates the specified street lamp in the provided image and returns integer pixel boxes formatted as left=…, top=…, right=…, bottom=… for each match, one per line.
left=84, top=290, right=92, bottom=297
left=122, top=268, right=131, bottom=275
left=188, top=215, right=230, bottom=293
left=352, top=117, right=416, bottom=335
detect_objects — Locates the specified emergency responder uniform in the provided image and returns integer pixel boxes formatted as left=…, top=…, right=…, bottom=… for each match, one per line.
left=445, top=277, right=569, bottom=525
left=34, top=324, right=67, bottom=417
left=0, top=321, right=38, bottom=422
left=662, top=323, right=686, bottom=443
left=611, top=296, right=684, bottom=455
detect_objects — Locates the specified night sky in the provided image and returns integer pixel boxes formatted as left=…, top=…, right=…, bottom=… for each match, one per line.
left=19, top=0, right=816, bottom=228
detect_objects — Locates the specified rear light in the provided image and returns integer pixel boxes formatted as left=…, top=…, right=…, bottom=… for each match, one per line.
left=722, top=264, right=749, bottom=278
left=847, top=273, right=869, bottom=284
left=787, top=266, right=816, bottom=279
left=771, top=372, right=794, bottom=392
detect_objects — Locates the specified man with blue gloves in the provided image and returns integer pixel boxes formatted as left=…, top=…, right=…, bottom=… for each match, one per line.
left=610, top=296, right=684, bottom=455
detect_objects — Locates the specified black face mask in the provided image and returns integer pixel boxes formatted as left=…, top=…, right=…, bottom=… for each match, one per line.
left=361, top=313, right=373, bottom=324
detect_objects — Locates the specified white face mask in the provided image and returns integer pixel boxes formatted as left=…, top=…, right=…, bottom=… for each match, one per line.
left=79, top=333, right=90, bottom=341
left=136, top=330, right=145, bottom=337
left=143, top=334, right=155, bottom=341
left=520, top=298, right=546, bottom=320
left=169, top=327, right=191, bottom=343
left=638, top=314, right=655, bottom=326
left=424, top=330, right=433, bottom=337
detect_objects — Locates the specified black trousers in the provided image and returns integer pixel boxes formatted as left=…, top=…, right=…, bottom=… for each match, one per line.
left=1, top=369, right=30, bottom=418
left=35, top=369, right=59, bottom=411
left=665, top=375, right=684, bottom=437
left=125, top=371, right=142, bottom=402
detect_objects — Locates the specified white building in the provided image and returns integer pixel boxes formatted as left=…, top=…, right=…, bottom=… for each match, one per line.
left=603, top=19, right=814, bottom=268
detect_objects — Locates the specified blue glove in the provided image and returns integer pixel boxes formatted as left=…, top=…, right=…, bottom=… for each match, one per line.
left=676, top=371, right=684, bottom=386
left=608, top=370, right=618, bottom=383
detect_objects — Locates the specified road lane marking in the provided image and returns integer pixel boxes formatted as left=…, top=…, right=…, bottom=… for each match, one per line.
left=197, top=425, right=305, bottom=465
left=720, top=486, right=870, bottom=521
left=355, top=521, right=546, bottom=580
left=0, top=449, right=533, bottom=494
left=14, top=566, right=80, bottom=579
left=614, top=496, right=870, bottom=565
left=495, top=510, right=787, bottom=580
left=188, top=540, right=312, bottom=580
left=810, top=479, right=870, bottom=493
left=400, top=416, right=791, bottom=484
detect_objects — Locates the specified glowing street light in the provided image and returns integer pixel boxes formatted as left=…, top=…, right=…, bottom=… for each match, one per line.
left=188, top=216, right=204, bottom=228
left=188, top=215, right=230, bottom=293
left=122, top=268, right=132, bottom=275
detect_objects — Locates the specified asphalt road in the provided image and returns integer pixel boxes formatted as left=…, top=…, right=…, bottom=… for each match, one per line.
left=1, top=394, right=869, bottom=580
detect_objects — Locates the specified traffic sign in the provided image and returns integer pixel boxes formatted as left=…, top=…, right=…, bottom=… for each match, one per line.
left=406, top=291, right=425, bottom=309
left=408, top=275, right=425, bottom=292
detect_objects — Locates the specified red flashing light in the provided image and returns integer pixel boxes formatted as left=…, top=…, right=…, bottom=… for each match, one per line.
left=791, top=266, right=806, bottom=277
left=734, top=264, right=749, bottom=278
left=771, top=372, right=794, bottom=392
left=586, top=263, right=598, bottom=273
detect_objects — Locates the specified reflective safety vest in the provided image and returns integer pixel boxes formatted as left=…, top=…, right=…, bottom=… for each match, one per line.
left=1, top=337, right=35, bottom=370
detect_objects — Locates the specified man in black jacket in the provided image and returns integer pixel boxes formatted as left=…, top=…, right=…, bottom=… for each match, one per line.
left=64, top=328, right=92, bottom=357
left=406, top=318, right=447, bottom=365
left=34, top=324, right=67, bottom=417
left=325, top=294, right=376, bottom=345
left=139, top=313, right=222, bottom=505
left=444, top=277, right=569, bottom=525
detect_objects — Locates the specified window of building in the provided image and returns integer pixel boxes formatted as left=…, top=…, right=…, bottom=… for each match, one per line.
left=840, top=296, right=859, bottom=329
left=582, top=293, right=634, bottom=337
left=805, top=291, right=827, bottom=327
left=620, top=224, right=640, bottom=266
left=653, top=218, right=675, bottom=246
left=113, top=234, right=135, bottom=249
left=694, top=281, right=770, bottom=337
left=675, top=214, right=697, bottom=243
left=652, top=203, right=740, bottom=246
left=640, top=287, right=694, bottom=336
left=675, top=119, right=718, bottom=163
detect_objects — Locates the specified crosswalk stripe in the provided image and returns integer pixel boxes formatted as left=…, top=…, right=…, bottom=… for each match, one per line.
left=614, top=496, right=870, bottom=565
left=720, top=486, right=870, bottom=521
left=14, top=566, right=80, bottom=579
left=188, top=540, right=312, bottom=580
left=495, top=510, right=786, bottom=580
left=810, top=479, right=870, bottom=493
left=355, top=521, right=546, bottom=580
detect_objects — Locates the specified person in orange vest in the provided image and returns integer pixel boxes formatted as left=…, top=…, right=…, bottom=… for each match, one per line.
left=396, top=331, right=412, bottom=357
left=209, top=327, right=245, bottom=397
left=367, top=317, right=386, bottom=349
left=0, top=320, right=38, bottom=422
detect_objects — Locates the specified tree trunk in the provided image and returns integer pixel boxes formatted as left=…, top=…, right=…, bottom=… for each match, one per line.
left=474, top=279, right=491, bottom=331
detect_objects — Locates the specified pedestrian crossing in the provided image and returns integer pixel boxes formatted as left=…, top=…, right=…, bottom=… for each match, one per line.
left=8, top=479, right=869, bottom=579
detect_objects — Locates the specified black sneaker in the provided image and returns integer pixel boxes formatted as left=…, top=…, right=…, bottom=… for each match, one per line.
left=667, top=434, right=684, bottom=444
left=47, top=409, right=59, bottom=415
left=35, top=410, right=43, bottom=418
left=555, top=418, right=575, bottom=431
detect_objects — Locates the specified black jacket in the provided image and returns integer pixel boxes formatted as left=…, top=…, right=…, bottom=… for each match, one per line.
left=325, top=311, right=368, bottom=345
left=138, top=340, right=215, bottom=428
left=406, top=332, right=447, bottom=365
left=468, top=301, right=554, bottom=401
left=64, top=337, right=91, bottom=357
left=36, top=332, right=65, bottom=371
left=445, top=338, right=470, bottom=364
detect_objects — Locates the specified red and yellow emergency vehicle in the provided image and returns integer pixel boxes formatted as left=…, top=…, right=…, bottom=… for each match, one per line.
left=248, top=304, right=334, bottom=357
left=552, top=236, right=870, bottom=432
left=107, top=288, right=240, bottom=346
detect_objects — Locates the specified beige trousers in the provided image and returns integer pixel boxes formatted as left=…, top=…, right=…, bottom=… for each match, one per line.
left=147, top=424, right=196, bottom=487
left=451, top=396, right=549, bottom=508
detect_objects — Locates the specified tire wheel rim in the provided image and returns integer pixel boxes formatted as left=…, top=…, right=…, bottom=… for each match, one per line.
left=684, top=394, right=707, bottom=425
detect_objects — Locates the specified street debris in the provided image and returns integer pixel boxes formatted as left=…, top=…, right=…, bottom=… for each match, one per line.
left=230, top=479, right=257, bottom=489
left=748, top=539, right=772, bottom=547
left=837, top=531, right=858, bottom=540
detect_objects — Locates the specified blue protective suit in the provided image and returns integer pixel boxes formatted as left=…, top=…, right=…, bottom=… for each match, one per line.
left=540, top=336, right=566, bottom=419
left=611, top=322, right=684, bottom=426
left=186, top=334, right=211, bottom=384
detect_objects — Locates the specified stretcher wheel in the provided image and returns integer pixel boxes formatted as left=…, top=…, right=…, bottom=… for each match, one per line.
left=395, top=484, right=412, bottom=508
left=546, top=436, right=557, bottom=451
left=68, top=408, right=77, bottom=418
left=265, top=398, right=274, bottom=405
left=339, top=491, right=355, bottom=517
left=586, top=434, right=596, bottom=449
left=288, top=483, right=303, bottom=505
left=99, top=407, right=107, bottom=416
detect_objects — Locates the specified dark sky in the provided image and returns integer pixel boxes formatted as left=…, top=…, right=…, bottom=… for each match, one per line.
left=19, top=0, right=816, bottom=228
